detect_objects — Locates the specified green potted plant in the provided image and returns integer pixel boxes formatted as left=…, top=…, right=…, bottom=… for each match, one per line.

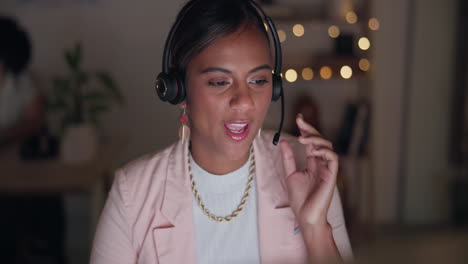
left=48, top=42, right=124, bottom=163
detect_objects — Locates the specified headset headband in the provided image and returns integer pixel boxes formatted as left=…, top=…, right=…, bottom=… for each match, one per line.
left=161, top=0, right=282, bottom=76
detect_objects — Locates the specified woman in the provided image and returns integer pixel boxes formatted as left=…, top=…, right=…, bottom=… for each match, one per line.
left=91, top=0, right=352, bottom=263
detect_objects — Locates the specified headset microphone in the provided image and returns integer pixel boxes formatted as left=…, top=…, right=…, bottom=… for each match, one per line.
left=273, top=88, right=284, bottom=145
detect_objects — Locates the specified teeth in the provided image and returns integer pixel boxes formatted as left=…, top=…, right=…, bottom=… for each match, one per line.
left=225, top=123, right=248, bottom=131
left=230, top=128, right=245, bottom=134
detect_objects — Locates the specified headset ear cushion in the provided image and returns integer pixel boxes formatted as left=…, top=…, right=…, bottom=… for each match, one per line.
left=155, top=72, right=179, bottom=103
left=271, top=74, right=283, bottom=101
left=169, top=72, right=186, bottom=105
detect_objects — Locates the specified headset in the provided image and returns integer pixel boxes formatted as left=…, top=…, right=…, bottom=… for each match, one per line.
left=155, top=0, right=285, bottom=145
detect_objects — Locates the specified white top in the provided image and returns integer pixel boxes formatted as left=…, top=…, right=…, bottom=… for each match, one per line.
left=0, top=73, right=36, bottom=129
left=190, top=154, right=260, bottom=264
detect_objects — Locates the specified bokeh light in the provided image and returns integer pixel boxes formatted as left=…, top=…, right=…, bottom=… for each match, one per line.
left=302, top=67, right=314, bottom=80
left=278, top=30, right=287, bottom=42
left=340, top=65, right=353, bottom=79
left=320, top=66, right=332, bottom=80
left=368, top=18, right=380, bottom=31
left=358, top=37, right=371, bottom=50
left=292, top=24, right=305, bottom=37
left=328, top=25, right=340, bottom=38
left=359, top=58, right=371, bottom=71
left=285, top=69, right=298, bottom=82
left=346, top=11, right=358, bottom=24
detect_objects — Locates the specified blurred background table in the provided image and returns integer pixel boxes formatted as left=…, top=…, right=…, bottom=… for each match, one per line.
left=0, top=141, right=122, bottom=236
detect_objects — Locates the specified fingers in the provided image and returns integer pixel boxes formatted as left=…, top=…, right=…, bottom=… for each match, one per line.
left=296, top=113, right=321, bottom=137
left=310, top=148, right=339, bottom=177
left=279, top=139, right=297, bottom=178
left=294, top=114, right=338, bottom=178
left=296, top=115, right=333, bottom=158
left=298, top=135, right=333, bottom=150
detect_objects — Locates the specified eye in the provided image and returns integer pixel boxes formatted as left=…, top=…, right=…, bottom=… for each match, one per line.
left=208, top=80, right=230, bottom=86
left=249, top=79, right=269, bottom=85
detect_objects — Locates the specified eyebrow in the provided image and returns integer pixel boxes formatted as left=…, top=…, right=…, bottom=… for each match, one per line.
left=200, top=64, right=272, bottom=74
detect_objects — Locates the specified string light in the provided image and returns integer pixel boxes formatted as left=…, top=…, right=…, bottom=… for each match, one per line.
left=368, top=18, right=380, bottom=31
left=302, top=67, right=314, bottom=80
left=285, top=69, right=298, bottom=82
left=345, top=11, right=358, bottom=24
left=340, top=65, right=353, bottom=79
left=358, top=37, right=371, bottom=50
left=359, top=58, right=370, bottom=71
left=320, top=66, right=332, bottom=80
left=278, top=30, right=287, bottom=42
left=328, top=25, right=340, bottom=38
left=292, top=24, right=305, bottom=37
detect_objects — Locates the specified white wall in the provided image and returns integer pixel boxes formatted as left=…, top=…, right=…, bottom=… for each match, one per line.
left=403, top=0, right=456, bottom=224
left=371, top=0, right=410, bottom=224
left=371, top=0, right=457, bottom=225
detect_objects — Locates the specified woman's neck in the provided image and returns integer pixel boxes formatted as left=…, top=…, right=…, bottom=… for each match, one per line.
left=189, top=141, right=250, bottom=175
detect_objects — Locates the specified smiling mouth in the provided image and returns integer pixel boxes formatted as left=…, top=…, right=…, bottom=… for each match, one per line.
left=224, top=122, right=250, bottom=141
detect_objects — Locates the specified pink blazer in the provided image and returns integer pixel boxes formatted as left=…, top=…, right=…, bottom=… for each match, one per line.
left=90, top=132, right=353, bottom=263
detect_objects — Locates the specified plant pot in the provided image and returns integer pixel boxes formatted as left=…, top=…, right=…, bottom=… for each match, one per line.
left=60, top=123, right=98, bottom=163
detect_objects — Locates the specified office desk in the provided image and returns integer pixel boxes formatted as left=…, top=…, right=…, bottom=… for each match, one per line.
left=0, top=142, right=122, bottom=235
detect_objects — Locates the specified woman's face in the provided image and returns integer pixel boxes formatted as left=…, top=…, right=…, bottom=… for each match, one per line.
left=185, top=25, right=272, bottom=163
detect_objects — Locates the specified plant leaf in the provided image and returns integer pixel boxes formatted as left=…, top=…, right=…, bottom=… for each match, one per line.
left=83, top=91, right=109, bottom=104
left=76, top=71, right=89, bottom=87
left=87, top=104, right=109, bottom=124
left=74, top=42, right=82, bottom=69
left=52, top=77, right=71, bottom=96
left=47, top=99, right=69, bottom=112
left=65, top=49, right=76, bottom=72
left=96, top=71, right=124, bottom=104
left=88, top=104, right=109, bottom=115
left=65, top=42, right=82, bottom=72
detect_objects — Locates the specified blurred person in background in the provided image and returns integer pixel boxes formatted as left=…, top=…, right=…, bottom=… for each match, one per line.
left=0, top=15, right=65, bottom=264
left=0, top=15, right=45, bottom=147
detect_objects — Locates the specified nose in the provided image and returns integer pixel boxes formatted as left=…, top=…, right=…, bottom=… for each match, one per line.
left=229, top=82, right=255, bottom=111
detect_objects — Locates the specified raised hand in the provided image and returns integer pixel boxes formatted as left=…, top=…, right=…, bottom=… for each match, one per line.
left=279, top=114, right=338, bottom=227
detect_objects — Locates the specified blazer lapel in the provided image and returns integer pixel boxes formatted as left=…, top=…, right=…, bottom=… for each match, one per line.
left=254, top=134, right=308, bottom=264
left=152, top=141, right=196, bottom=264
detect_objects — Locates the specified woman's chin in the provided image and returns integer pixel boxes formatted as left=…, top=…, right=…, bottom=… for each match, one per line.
left=222, top=136, right=255, bottom=160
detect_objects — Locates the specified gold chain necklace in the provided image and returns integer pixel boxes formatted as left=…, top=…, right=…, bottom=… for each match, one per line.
left=188, top=147, right=255, bottom=222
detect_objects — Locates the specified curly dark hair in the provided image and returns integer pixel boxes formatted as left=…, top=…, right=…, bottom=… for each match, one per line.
left=0, top=16, right=32, bottom=76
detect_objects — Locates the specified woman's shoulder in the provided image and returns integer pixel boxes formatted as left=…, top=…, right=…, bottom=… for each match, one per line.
left=112, top=142, right=181, bottom=196
left=120, top=143, right=176, bottom=174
